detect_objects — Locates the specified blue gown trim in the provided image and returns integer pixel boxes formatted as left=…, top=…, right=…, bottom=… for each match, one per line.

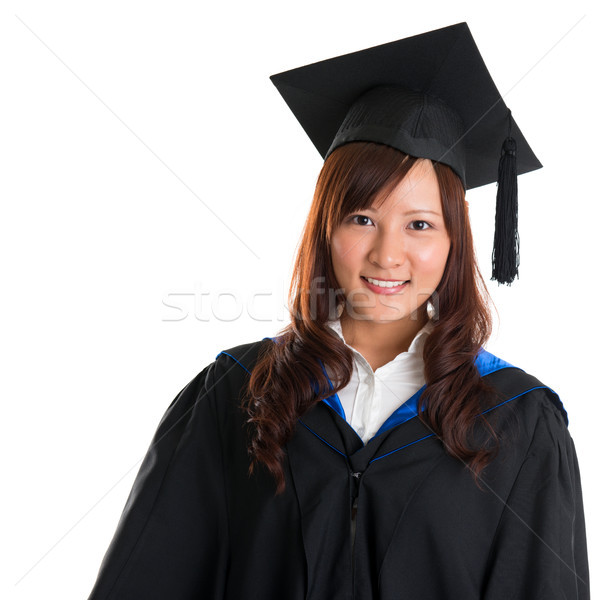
left=218, top=339, right=550, bottom=462
left=316, top=348, right=516, bottom=440
left=317, top=359, right=346, bottom=421
left=370, top=434, right=436, bottom=463
left=373, top=388, right=424, bottom=439
left=479, top=385, right=555, bottom=416
left=474, top=348, right=516, bottom=378
left=215, top=351, right=252, bottom=375
left=298, top=419, right=348, bottom=458
left=297, top=382, right=555, bottom=464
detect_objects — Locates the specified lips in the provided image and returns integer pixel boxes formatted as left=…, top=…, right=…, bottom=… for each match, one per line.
left=360, top=276, right=409, bottom=294
left=361, top=276, right=409, bottom=287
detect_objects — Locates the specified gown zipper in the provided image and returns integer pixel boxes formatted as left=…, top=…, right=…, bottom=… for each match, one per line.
left=350, top=470, right=362, bottom=585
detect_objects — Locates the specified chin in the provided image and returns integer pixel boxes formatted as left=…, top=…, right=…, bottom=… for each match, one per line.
left=350, top=309, right=411, bottom=323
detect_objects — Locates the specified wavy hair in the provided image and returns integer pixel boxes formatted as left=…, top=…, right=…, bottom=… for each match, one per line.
left=243, top=141, right=497, bottom=493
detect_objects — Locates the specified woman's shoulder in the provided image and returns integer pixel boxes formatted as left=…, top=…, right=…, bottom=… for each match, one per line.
left=186, top=336, right=276, bottom=406
left=168, top=337, right=271, bottom=408
left=213, top=336, right=275, bottom=375
left=477, top=349, right=571, bottom=447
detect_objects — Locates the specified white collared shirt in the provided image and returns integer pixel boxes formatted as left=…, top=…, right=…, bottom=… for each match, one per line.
left=324, top=318, right=433, bottom=444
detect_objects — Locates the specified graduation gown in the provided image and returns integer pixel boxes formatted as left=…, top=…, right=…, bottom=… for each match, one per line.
left=87, top=338, right=590, bottom=599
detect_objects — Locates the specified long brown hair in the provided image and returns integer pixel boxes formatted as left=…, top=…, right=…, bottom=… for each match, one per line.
left=243, top=142, right=496, bottom=493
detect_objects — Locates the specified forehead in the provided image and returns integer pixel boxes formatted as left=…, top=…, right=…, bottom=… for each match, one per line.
left=371, top=159, right=441, bottom=210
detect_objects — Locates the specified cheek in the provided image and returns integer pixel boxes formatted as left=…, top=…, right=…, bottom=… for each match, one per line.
left=411, top=239, right=450, bottom=277
left=331, top=232, right=363, bottom=274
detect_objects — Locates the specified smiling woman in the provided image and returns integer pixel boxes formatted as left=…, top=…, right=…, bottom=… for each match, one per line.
left=246, top=140, right=497, bottom=491
left=330, top=157, right=450, bottom=324
left=86, top=22, right=589, bottom=600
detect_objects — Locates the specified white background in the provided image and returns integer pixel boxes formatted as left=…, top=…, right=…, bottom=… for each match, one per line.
left=1, top=1, right=597, bottom=598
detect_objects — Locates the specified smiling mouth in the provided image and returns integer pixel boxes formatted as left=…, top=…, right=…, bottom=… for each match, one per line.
left=361, top=276, right=409, bottom=288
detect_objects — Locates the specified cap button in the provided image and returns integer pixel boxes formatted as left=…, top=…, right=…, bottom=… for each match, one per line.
left=502, top=137, right=517, bottom=155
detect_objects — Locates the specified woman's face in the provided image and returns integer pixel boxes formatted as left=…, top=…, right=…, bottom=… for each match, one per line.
left=330, top=159, right=451, bottom=324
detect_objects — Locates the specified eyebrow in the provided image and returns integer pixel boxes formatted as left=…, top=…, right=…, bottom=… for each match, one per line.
left=403, top=209, right=442, bottom=217
left=365, top=207, right=442, bottom=217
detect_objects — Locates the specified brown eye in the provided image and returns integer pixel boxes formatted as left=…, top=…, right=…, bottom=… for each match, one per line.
left=351, top=215, right=374, bottom=226
left=409, top=220, right=431, bottom=231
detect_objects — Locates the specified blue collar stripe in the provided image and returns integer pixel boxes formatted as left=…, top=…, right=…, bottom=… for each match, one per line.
left=368, top=384, right=552, bottom=464
left=303, top=384, right=553, bottom=463
left=229, top=338, right=346, bottom=420
left=474, top=349, right=516, bottom=377
left=372, top=349, right=516, bottom=437
left=299, top=419, right=347, bottom=458
left=218, top=340, right=551, bottom=464
left=218, top=342, right=519, bottom=447
left=317, top=358, right=347, bottom=421
left=374, top=386, right=425, bottom=438
left=322, top=394, right=346, bottom=421
left=215, top=351, right=252, bottom=375
left=369, top=433, right=436, bottom=464
left=479, top=385, right=552, bottom=416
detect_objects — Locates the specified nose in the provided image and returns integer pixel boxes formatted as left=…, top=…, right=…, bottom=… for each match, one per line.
left=368, top=229, right=406, bottom=269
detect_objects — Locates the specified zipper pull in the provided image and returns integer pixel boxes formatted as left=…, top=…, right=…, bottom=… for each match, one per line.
left=350, top=471, right=362, bottom=505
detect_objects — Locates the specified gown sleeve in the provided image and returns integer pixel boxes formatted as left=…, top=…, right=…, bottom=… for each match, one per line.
left=482, top=397, right=590, bottom=600
left=87, top=361, right=229, bottom=600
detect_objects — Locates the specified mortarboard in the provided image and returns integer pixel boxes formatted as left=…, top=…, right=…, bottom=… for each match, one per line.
left=269, top=22, right=542, bottom=285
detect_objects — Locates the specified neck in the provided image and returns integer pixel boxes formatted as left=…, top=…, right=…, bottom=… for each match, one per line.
left=339, top=306, right=429, bottom=365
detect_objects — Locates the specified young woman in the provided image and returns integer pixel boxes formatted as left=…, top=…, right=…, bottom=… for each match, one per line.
left=87, top=23, right=589, bottom=600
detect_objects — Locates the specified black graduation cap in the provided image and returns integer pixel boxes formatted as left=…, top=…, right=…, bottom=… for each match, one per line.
left=270, top=22, right=542, bottom=285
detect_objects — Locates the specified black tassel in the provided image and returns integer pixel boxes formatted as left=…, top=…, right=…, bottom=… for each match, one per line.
left=491, top=115, right=519, bottom=285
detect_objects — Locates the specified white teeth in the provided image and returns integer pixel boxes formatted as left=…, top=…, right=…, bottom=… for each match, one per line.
left=365, top=277, right=407, bottom=288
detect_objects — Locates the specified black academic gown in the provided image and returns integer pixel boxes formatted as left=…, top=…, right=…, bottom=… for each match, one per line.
left=87, top=338, right=590, bottom=600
